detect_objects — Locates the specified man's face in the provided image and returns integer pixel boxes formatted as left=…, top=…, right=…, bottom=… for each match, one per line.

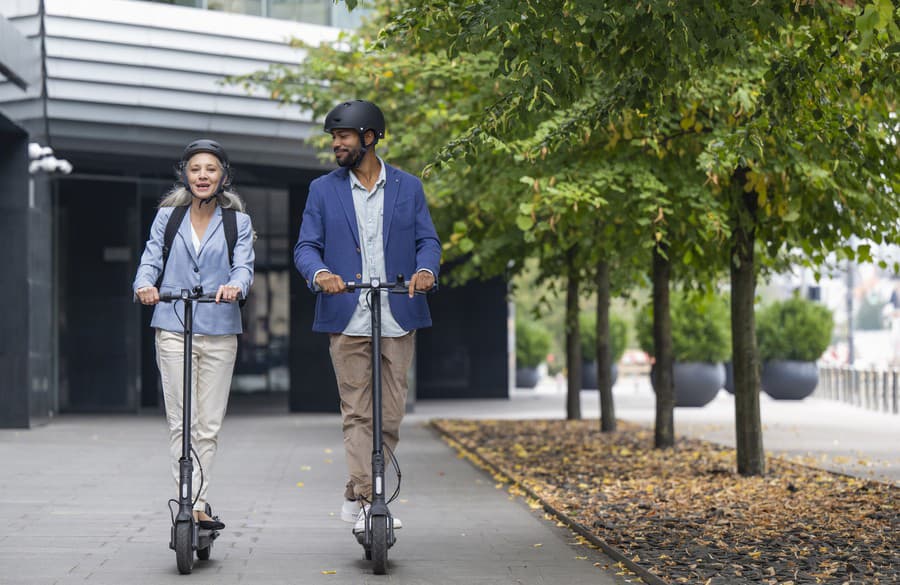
left=331, top=129, right=362, bottom=168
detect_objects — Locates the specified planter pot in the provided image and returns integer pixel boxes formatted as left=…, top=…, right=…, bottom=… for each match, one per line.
left=723, top=361, right=734, bottom=394
left=581, top=361, right=619, bottom=390
left=761, top=360, right=818, bottom=400
left=515, top=367, right=541, bottom=389
left=653, top=362, right=724, bottom=407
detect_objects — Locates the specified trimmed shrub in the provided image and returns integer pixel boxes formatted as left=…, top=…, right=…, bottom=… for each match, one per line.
left=635, top=292, right=731, bottom=363
left=756, top=296, right=833, bottom=362
left=579, top=312, right=628, bottom=363
left=516, top=319, right=552, bottom=369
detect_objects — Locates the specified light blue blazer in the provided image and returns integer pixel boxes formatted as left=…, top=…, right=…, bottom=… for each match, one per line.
left=133, top=205, right=254, bottom=335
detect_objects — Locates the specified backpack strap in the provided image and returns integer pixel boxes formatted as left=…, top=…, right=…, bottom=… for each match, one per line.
left=222, top=207, right=237, bottom=267
left=155, top=205, right=189, bottom=289
left=221, top=207, right=246, bottom=306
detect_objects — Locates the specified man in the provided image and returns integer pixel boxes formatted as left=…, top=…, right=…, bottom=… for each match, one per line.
left=294, top=100, right=441, bottom=533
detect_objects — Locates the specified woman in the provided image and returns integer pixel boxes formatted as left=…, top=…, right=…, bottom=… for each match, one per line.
left=133, top=139, right=254, bottom=530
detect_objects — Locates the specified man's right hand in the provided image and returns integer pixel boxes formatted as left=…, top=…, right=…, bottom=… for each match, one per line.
left=315, top=271, right=346, bottom=294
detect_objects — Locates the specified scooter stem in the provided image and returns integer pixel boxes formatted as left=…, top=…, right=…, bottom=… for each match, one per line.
left=178, top=297, right=194, bottom=523
left=370, top=284, right=386, bottom=505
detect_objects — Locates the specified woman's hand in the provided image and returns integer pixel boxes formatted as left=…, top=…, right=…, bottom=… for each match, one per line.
left=136, top=286, right=160, bottom=305
left=216, top=284, right=242, bottom=304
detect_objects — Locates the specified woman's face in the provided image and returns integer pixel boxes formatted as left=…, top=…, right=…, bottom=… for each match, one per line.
left=186, top=153, right=222, bottom=198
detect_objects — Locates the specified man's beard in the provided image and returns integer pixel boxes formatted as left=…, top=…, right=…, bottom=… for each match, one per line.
left=336, top=146, right=364, bottom=168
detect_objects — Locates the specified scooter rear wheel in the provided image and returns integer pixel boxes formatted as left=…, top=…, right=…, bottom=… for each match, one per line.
left=371, top=515, right=388, bottom=575
left=175, top=521, right=194, bottom=574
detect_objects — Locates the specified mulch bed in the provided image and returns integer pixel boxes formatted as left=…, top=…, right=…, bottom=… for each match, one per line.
left=431, top=419, right=898, bottom=585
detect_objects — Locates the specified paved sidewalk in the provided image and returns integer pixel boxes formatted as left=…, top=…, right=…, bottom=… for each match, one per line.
left=0, top=413, right=630, bottom=585
left=2, top=375, right=894, bottom=584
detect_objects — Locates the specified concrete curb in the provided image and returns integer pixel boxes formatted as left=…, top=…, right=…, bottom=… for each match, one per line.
left=429, top=420, right=669, bottom=585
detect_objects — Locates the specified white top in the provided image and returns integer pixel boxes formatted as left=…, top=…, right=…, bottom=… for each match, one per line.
left=190, top=223, right=202, bottom=255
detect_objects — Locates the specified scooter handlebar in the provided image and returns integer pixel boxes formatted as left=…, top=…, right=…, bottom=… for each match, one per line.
left=158, top=289, right=243, bottom=303
left=340, top=274, right=436, bottom=295
left=344, top=280, right=431, bottom=295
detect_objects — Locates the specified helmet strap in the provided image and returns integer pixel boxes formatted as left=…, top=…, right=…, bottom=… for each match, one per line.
left=350, top=130, right=377, bottom=169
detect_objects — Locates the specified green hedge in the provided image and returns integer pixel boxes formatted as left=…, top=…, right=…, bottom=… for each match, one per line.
left=756, top=296, right=833, bottom=362
left=516, top=319, right=553, bottom=368
left=579, top=312, right=628, bottom=363
left=635, top=292, right=731, bottom=363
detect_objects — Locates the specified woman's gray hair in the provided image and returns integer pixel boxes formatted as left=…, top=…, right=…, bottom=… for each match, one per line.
left=158, top=186, right=246, bottom=213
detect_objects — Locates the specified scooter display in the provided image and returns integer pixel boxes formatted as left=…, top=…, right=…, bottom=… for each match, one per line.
left=342, top=274, right=428, bottom=575
left=158, top=286, right=235, bottom=574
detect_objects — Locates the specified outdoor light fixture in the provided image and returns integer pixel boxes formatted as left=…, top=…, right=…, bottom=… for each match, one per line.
left=28, top=142, right=73, bottom=175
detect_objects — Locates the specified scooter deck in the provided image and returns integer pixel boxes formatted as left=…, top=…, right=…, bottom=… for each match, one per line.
left=169, top=524, right=219, bottom=550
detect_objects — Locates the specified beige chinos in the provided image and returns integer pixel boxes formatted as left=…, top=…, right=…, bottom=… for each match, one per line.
left=329, top=331, right=415, bottom=502
left=156, top=329, right=237, bottom=512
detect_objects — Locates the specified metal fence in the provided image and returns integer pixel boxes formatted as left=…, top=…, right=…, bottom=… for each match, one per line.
left=818, top=366, right=900, bottom=414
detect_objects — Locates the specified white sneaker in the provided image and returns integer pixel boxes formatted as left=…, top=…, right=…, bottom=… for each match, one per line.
left=341, top=499, right=360, bottom=523
left=352, top=505, right=402, bottom=533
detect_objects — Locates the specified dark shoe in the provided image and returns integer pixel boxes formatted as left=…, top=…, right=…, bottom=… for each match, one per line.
left=197, top=517, right=225, bottom=530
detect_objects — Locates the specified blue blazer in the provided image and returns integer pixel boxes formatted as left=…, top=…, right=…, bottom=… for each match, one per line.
left=133, top=205, right=255, bottom=335
left=294, top=163, right=441, bottom=333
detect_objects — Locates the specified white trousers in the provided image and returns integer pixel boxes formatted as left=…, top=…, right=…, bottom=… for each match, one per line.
left=155, top=329, right=237, bottom=512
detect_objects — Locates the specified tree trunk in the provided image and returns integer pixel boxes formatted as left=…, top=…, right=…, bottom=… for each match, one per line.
left=731, top=176, right=765, bottom=476
left=596, top=259, right=616, bottom=432
left=565, top=249, right=581, bottom=420
left=652, top=244, right=675, bottom=448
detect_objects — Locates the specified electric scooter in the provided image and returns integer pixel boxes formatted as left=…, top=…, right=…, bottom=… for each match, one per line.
left=343, top=274, right=428, bottom=575
left=159, top=286, right=235, bottom=574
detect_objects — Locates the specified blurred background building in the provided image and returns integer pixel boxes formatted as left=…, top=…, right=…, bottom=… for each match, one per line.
left=0, top=0, right=508, bottom=427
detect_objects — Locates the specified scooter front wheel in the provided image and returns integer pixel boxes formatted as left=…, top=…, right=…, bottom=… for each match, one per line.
left=174, top=521, right=194, bottom=574
left=371, top=515, right=388, bottom=575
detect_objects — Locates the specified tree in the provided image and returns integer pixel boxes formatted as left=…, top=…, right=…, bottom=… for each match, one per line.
left=376, top=0, right=899, bottom=474
left=239, top=1, right=899, bottom=475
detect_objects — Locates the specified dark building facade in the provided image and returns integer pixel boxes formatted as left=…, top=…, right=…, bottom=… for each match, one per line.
left=0, top=1, right=509, bottom=427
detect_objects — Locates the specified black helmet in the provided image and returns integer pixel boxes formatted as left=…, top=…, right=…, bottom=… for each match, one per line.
left=323, top=100, right=385, bottom=143
left=181, top=138, right=229, bottom=166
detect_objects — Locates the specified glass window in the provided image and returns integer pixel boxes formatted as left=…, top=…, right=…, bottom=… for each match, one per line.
left=330, top=0, right=373, bottom=28
left=207, top=0, right=263, bottom=16
left=268, top=0, right=329, bottom=25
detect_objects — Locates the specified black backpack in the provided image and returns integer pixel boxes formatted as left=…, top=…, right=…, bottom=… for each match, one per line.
left=154, top=205, right=243, bottom=305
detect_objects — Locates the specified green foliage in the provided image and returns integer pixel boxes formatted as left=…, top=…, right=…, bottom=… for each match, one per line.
left=756, top=296, right=834, bottom=362
left=579, top=312, right=628, bottom=363
left=635, top=292, right=731, bottom=363
left=515, top=319, right=552, bottom=369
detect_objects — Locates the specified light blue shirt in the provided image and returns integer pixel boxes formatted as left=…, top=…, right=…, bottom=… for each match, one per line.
left=342, top=159, right=407, bottom=337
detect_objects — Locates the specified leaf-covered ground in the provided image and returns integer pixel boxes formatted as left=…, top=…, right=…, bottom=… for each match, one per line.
left=432, top=419, right=898, bottom=585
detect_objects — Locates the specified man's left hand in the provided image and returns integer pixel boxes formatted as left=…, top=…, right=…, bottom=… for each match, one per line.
left=408, top=270, right=435, bottom=298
